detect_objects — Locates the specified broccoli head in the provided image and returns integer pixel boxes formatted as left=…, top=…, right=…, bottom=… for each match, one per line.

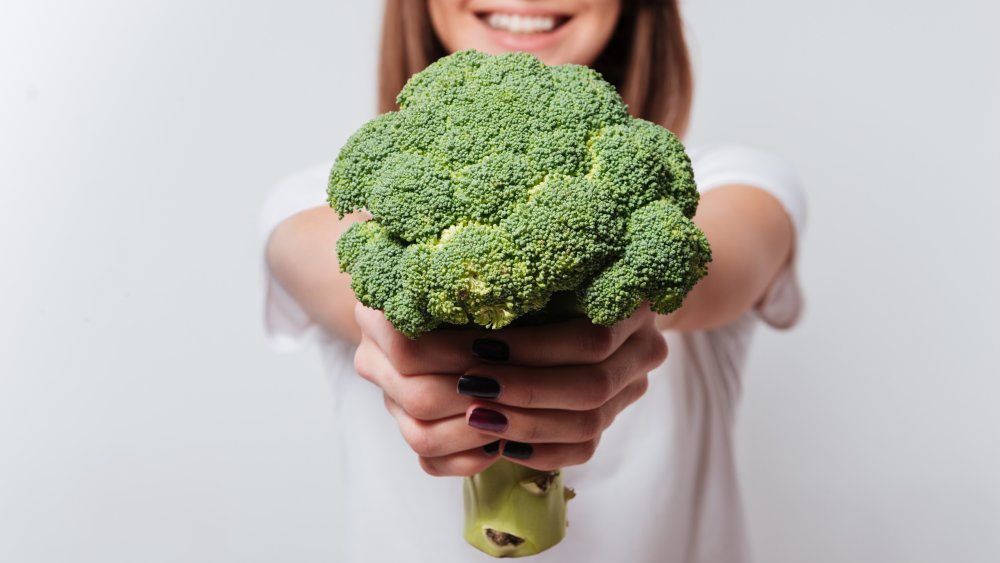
left=329, top=50, right=711, bottom=338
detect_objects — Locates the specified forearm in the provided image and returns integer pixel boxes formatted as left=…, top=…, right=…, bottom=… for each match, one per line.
left=657, top=184, right=795, bottom=332
left=266, top=206, right=365, bottom=344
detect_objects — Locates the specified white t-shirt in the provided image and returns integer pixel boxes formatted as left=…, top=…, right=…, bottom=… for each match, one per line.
left=260, top=145, right=806, bottom=563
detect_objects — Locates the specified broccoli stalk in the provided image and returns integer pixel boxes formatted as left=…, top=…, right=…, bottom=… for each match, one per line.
left=464, top=459, right=575, bottom=557
left=328, top=50, right=711, bottom=557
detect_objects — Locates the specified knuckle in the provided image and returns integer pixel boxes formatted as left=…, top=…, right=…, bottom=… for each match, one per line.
left=353, top=302, right=373, bottom=329
left=400, top=384, right=438, bottom=421
left=352, top=352, right=364, bottom=375
left=574, top=439, right=600, bottom=464
left=418, top=456, right=443, bottom=477
left=585, top=325, right=617, bottom=362
left=386, top=336, right=421, bottom=376
left=576, top=410, right=604, bottom=442
left=401, top=422, right=437, bottom=457
left=522, top=421, right=544, bottom=444
left=633, top=374, right=650, bottom=399
left=353, top=346, right=376, bottom=383
left=647, top=331, right=668, bottom=366
left=583, top=369, right=615, bottom=409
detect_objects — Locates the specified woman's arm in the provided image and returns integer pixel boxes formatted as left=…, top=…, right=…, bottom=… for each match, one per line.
left=657, top=184, right=796, bottom=332
left=265, top=206, right=365, bottom=344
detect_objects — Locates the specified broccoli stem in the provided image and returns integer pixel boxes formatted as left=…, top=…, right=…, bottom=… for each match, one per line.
left=463, top=458, right=575, bottom=557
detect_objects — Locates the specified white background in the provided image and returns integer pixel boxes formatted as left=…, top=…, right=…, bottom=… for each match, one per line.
left=2, top=1, right=997, bottom=562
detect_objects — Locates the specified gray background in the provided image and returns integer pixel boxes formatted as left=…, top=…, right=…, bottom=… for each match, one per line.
left=2, top=1, right=997, bottom=561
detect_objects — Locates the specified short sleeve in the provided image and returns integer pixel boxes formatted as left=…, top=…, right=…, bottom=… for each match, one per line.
left=259, top=163, right=333, bottom=351
left=687, top=145, right=807, bottom=328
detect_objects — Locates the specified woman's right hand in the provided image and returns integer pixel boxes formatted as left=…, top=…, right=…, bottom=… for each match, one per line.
left=352, top=302, right=666, bottom=477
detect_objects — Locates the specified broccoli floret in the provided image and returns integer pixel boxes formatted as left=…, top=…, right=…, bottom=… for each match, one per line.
left=328, top=50, right=711, bottom=338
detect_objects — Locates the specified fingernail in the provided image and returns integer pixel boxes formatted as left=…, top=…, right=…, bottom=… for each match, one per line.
left=482, top=440, right=501, bottom=456
left=468, top=408, right=508, bottom=432
left=472, top=338, right=509, bottom=362
left=502, top=441, right=534, bottom=460
left=458, top=376, right=501, bottom=399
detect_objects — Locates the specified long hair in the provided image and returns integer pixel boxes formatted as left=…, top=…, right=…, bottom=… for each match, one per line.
left=377, top=0, right=693, bottom=136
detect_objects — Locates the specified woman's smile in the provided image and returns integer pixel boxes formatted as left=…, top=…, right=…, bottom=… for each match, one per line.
left=429, top=0, right=621, bottom=66
left=475, top=7, right=574, bottom=51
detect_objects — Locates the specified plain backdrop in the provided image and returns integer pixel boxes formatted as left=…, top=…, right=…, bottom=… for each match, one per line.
left=2, top=1, right=997, bottom=562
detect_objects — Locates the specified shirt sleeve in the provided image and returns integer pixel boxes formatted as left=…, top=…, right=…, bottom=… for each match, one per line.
left=259, top=163, right=333, bottom=351
left=687, top=145, right=807, bottom=329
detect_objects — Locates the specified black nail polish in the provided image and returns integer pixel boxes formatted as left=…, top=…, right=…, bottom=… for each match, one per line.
left=472, top=338, right=510, bottom=362
left=468, top=408, right=508, bottom=433
left=482, top=440, right=501, bottom=456
left=458, top=376, right=501, bottom=399
left=502, top=441, right=534, bottom=460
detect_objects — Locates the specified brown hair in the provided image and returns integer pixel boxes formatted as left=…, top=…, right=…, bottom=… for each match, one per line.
left=377, top=0, right=693, bottom=136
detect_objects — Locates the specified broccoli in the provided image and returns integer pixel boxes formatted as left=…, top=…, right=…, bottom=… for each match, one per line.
left=329, top=50, right=711, bottom=339
left=327, top=50, right=712, bottom=558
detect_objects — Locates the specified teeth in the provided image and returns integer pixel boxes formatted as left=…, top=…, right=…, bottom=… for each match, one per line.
left=486, top=13, right=557, bottom=34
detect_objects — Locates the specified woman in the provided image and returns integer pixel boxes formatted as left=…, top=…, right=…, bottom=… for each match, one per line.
left=262, top=0, right=804, bottom=561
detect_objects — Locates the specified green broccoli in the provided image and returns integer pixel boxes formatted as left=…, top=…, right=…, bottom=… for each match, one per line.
left=328, top=50, right=711, bottom=557
left=329, top=50, right=710, bottom=339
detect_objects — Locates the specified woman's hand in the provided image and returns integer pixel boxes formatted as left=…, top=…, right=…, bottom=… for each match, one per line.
left=353, top=302, right=668, bottom=477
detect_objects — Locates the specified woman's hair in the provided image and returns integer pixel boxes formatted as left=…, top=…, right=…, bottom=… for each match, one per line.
left=377, top=0, right=693, bottom=136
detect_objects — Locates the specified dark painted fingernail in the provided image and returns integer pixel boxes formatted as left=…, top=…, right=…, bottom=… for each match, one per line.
left=472, top=338, right=510, bottom=362
left=482, top=440, right=501, bottom=456
left=458, top=376, right=501, bottom=399
left=502, top=441, right=534, bottom=460
left=468, top=408, right=508, bottom=432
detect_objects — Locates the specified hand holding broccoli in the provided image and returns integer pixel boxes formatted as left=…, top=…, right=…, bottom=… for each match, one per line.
left=353, top=302, right=665, bottom=477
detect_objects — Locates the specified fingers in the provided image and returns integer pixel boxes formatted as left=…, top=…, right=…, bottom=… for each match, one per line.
left=465, top=377, right=649, bottom=444
left=478, top=304, right=657, bottom=367
left=355, top=302, right=665, bottom=479
left=355, top=335, right=472, bottom=420
left=356, top=302, right=660, bottom=376
left=419, top=439, right=604, bottom=476
left=383, top=377, right=642, bottom=476
left=355, top=303, right=483, bottom=375
left=461, top=325, right=667, bottom=410
left=383, top=395, right=497, bottom=457
left=418, top=448, right=499, bottom=477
